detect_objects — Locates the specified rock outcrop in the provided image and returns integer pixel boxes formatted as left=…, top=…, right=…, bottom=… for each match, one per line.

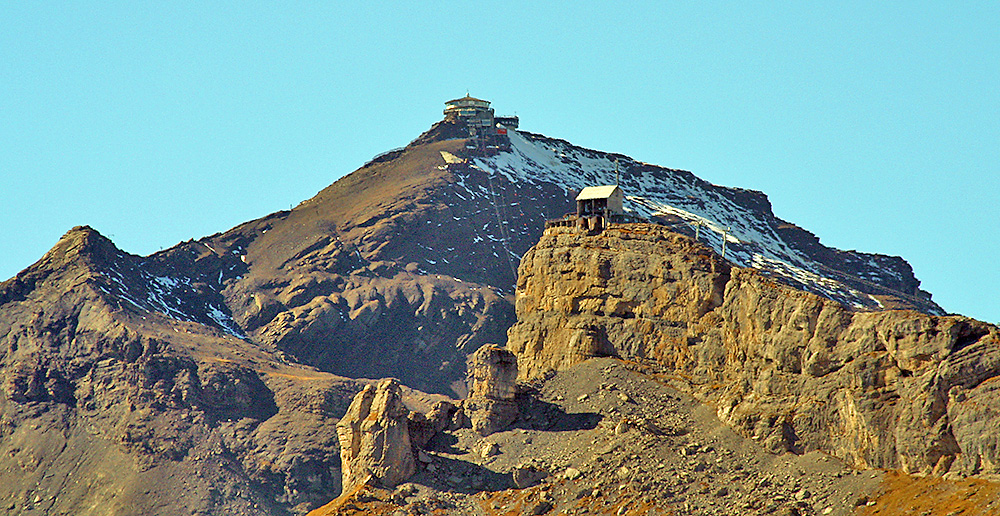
left=0, top=226, right=360, bottom=515
left=407, top=400, right=458, bottom=449
left=463, top=345, right=519, bottom=436
left=336, top=379, right=416, bottom=491
left=508, top=224, right=1000, bottom=477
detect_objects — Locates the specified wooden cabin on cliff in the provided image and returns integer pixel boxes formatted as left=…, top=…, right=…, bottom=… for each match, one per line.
left=576, top=185, right=623, bottom=219
left=547, top=184, right=631, bottom=231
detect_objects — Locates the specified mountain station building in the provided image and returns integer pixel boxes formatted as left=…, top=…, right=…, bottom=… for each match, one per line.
left=443, top=95, right=518, bottom=150
left=444, top=95, right=495, bottom=133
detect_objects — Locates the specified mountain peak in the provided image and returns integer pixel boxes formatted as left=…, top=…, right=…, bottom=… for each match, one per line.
left=44, top=225, right=123, bottom=266
left=0, top=226, right=123, bottom=305
left=0, top=100, right=989, bottom=515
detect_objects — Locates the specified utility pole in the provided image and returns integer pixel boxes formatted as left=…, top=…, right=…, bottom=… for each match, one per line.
left=722, top=227, right=730, bottom=260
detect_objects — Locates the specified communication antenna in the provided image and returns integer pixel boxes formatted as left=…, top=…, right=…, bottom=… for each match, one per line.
left=614, top=159, right=620, bottom=186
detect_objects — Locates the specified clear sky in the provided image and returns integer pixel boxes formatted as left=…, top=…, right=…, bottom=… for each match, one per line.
left=2, top=2, right=998, bottom=323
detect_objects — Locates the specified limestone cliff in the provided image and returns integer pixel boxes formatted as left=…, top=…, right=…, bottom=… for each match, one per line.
left=508, top=224, right=1000, bottom=477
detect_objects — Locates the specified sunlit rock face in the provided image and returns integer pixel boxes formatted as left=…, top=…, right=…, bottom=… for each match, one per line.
left=336, top=379, right=416, bottom=492
left=508, top=223, right=1000, bottom=477
left=464, top=344, right=519, bottom=437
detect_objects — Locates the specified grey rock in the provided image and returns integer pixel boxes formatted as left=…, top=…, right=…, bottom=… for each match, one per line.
left=530, top=500, right=554, bottom=515
left=512, top=464, right=548, bottom=489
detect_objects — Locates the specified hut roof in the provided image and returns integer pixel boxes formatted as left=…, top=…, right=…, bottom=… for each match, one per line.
left=576, top=185, right=621, bottom=201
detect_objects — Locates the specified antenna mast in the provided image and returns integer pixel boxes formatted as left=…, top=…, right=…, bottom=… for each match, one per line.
left=615, top=159, right=620, bottom=186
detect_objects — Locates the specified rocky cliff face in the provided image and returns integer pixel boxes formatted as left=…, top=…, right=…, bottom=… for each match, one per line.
left=0, top=227, right=454, bottom=515
left=508, top=224, right=999, bottom=477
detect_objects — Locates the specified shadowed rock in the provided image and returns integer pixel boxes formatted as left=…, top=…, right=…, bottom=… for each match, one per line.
left=408, top=400, right=458, bottom=450
left=464, top=345, right=519, bottom=436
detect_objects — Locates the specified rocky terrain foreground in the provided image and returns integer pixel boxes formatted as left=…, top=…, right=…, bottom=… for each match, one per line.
left=308, top=358, right=1000, bottom=516
left=303, top=223, right=1000, bottom=516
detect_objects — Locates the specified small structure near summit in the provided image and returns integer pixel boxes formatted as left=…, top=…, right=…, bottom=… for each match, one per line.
left=444, top=94, right=495, bottom=135
left=495, top=115, right=519, bottom=129
left=547, top=182, right=640, bottom=232
left=547, top=159, right=642, bottom=231
left=576, top=185, right=624, bottom=219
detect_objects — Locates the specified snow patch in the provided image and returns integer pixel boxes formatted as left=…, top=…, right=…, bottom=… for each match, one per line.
left=467, top=129, right=922, bottom=311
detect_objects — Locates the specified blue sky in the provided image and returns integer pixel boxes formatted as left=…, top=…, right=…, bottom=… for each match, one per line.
left=2, top=2, right=998, bottom=323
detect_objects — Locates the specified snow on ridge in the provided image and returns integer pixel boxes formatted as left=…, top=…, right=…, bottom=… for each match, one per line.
left=206, top=303, right=245, bottom=338
left=473, top=129, right=921, bottom=312
left=98, top=259, right=247, bottom=339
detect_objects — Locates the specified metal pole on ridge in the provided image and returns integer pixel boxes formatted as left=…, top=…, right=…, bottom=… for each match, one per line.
left=722, top=227, right=730, bottom=260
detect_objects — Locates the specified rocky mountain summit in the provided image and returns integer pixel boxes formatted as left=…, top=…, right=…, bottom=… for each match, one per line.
left=0, top=99, right=989, bottom=515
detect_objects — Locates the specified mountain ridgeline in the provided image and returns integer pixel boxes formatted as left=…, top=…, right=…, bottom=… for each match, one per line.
left=0, top=101, right=977, bottom=515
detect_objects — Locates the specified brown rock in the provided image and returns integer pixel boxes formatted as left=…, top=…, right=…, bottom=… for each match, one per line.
left=467, top=344, right=518, bottom=400
left=464, top=345, right=519, bottom=436
left=507, top=224, right=1000, bottom=477
left=337, top=379, right=416, bottom=491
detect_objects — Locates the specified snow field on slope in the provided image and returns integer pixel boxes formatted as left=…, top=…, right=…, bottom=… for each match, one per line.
left=100, top=259, right=247, bottom=339
left=474, top=130, right=885, bottom=310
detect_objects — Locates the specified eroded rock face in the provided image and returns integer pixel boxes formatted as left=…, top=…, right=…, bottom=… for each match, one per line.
left=407, top=400, right=458, bottom=449
left=464, top=345, right=519, bottom=436
left=467, top=345, right=518, bottom=400
left=0, top=227, right=355, bottom=515
left=508, top=224, right=1000, bottom=477
left=336, top=379, right=416, bottom=491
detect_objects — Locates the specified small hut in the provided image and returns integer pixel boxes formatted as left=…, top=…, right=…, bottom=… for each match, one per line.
left=576, top=185, right=624, bottom=219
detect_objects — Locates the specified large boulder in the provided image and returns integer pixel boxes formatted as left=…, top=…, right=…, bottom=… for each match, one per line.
left=464, top=345, right=519, bottom=436
left=336, top=379, right=416, bottom=491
